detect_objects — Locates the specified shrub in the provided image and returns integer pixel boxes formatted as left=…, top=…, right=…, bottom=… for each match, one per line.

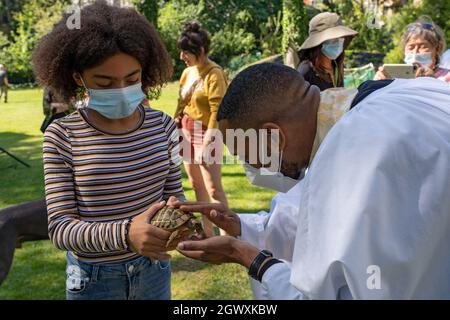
left=281, top=0, right=308, bottom=60
left=0, top=0, right=71, bottom=84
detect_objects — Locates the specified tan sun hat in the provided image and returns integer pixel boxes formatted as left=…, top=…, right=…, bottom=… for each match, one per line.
left=299, top=12, right=358, bottom=51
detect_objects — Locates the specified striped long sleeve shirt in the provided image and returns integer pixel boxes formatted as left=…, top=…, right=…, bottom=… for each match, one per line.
left=43, top=105, right=184, bottom=263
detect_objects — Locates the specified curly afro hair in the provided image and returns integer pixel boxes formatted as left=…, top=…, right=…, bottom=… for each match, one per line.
left=32, top=0, right=173, bottom=103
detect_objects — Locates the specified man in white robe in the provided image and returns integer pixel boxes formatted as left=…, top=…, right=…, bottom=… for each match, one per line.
left=176, top=63, right=450, bottom=299
left=239, top=181, right=303, bottom=299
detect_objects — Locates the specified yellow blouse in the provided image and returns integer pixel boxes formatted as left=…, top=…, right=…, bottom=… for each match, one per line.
left=175, top=60, right=227, bottom=129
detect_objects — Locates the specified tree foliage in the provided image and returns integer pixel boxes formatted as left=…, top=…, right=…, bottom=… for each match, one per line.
left=0, top=0, right=28, bottom=34
left=281, top=0, right=308, bottom=60
left=131, top=0, right=159, bottom=28
left=1, top=0, right=449, bottom=84
left=158, top=0, right=201, bottom=77
left=0, top=0, right=71, bottom=83
left=158, top=0, right=283, bottom=78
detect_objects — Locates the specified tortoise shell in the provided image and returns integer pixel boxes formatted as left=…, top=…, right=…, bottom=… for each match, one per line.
left=150, top=206, right=195, bottom=231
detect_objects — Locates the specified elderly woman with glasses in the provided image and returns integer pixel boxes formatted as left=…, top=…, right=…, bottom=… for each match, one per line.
left=375, top=17, right=449, bottom=82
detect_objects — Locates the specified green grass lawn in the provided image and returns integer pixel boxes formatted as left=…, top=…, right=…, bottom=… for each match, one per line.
left=0, top=84, right=275, bottom=300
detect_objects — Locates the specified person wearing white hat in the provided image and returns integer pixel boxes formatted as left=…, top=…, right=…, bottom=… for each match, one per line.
left=295, top=12, right=358, bottom=91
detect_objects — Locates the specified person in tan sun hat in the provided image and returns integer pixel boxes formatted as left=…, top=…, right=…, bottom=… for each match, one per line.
left=294, top=12, right=358, bottom=91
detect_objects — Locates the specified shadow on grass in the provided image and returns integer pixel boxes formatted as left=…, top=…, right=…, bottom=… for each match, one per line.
left=0, top=132, right=41, bottom=169
left=170, top=253, right=210, bottom=273
left=0, top=131, right=45, bottom=208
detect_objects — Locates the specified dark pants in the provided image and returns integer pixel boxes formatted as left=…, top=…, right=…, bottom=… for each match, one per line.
left=0, top=85, right=7, bottom=102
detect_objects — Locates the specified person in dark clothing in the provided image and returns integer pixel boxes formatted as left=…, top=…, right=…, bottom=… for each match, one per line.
left=40, top=88, right=75, bottom=133
left=0, top=64, right=8, bottom=103
left=296, top=12, right=358, bottom=91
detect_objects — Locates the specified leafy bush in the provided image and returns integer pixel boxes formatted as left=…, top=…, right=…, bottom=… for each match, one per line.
left=4, top=0, right=448, bottom=85
left=0, top=0, right=71, bottom=84
left=281, top=0, right=308, bottom=59
left=227, top=52, right=263, bottom=78
left=158, top=0, right=200, bottom=78
left=258, top=10, right=283, bottom=57
left=0, top=32, right=9, bottom=61
left=131, top=0, right=158, bottom=28
left=158, top=0, right=283, bottom=79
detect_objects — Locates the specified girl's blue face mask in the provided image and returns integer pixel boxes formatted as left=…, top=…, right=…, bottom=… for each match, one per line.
left=81, top=78, right=146, bottom=119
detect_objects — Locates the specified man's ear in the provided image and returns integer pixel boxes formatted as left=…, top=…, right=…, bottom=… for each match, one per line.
left=72, top=72, right=84, bottom=87
left=261, top=122, right=286, bottom=154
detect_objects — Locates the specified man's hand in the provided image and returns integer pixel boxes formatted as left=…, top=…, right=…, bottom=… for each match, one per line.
left=127, top=200, right=180, bottom=260
left=174, top=201, right=241, bottom=237
left=177, top=236, right=260, bottom=268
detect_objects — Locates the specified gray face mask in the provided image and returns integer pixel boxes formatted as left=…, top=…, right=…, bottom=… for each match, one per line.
left=243, top=151, right=304, bottom=193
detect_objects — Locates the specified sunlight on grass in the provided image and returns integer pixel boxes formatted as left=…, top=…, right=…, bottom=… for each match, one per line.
left=0, top=86, right=275, bottom=299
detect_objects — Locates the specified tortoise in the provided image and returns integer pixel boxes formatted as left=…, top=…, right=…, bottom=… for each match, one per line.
left=149, top=206, right=206, bottom=248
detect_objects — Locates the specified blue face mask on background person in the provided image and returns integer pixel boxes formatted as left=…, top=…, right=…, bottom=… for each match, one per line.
left=404, top=52, right=433, bottom=69
left=81, top=79, right=146, bottom=119
left=321, top=38, right=344, bottom=60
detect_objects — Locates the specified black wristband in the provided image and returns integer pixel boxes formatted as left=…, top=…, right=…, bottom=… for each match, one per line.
left=248, top=250, right=273, bottom=280
left=257, top=258, right=283, bottom=282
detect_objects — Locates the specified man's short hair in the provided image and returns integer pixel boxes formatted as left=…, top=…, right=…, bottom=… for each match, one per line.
left=217, top=63, right=303, bottom=127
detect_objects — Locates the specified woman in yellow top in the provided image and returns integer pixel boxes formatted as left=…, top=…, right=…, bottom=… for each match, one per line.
left=174, top=21, right=228, bottom=236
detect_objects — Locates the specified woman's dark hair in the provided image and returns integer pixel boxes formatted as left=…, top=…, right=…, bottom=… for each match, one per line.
left=32, top=0, right=173, bottom=102
left=177, top=21, right=211, bottom=57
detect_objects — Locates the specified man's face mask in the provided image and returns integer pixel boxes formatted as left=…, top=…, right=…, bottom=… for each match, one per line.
left=243, top=151, right=305, bottom=193
left=321, top=38, right=344, bottom=60
left=81, top=78, right=146, bottom=119
left=404, top=52, right=433, bottom=69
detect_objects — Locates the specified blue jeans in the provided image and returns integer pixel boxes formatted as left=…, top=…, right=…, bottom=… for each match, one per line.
left=65, top=252, right=171, bottom=300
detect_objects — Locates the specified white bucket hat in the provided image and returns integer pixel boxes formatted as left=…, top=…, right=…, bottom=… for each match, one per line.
left=299, top=12, right=358, bottom=51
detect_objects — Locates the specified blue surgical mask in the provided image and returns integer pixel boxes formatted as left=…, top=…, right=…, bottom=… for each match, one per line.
left=321, top=38, right=344, bottom=60
left=404, top=52, right=433, bottom=69
left=81, top=79, right=146, bottom=119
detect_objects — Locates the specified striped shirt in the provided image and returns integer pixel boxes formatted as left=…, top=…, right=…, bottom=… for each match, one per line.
left=43, top=105, right=184, bottom=264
